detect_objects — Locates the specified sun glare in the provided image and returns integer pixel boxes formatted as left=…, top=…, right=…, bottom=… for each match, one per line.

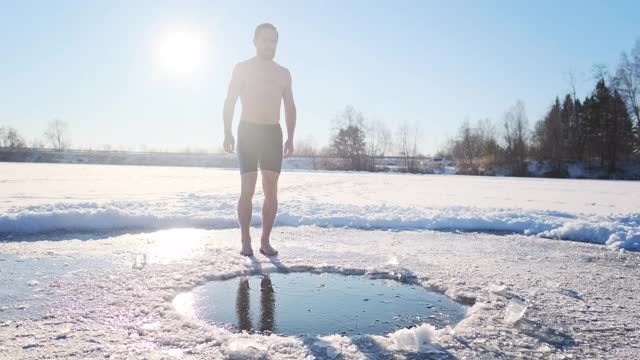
left=172, top=292, right=196, bottom=318
left=154, top=27, right=206, bottom=77
left=148, top=228, right=205, bottom=263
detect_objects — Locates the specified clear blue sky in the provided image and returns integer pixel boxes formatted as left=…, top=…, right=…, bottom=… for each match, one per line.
left=1, top=0, right=639, bottom=154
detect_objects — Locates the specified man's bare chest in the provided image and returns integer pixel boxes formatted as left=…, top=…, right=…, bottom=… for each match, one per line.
left=243, top=69, right=286, bottom=95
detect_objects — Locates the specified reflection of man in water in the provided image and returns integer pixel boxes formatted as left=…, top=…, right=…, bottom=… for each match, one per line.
left=236, top=277, right=253, bottom=331
left=223, top=23, right=297, bottom=257
left=259, top=275, right=275, bottom=332
left=236, top=275, right=275, bottom=333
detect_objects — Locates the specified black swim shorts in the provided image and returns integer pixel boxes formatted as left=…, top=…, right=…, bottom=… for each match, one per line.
left=237, top=121, right=283, bottom=174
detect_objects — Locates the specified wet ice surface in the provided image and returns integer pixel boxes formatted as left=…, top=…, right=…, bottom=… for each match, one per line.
left=0, top=253, right=114, bottom=321
left=174, top=272, right=467, bottom=336
left=1, top=226, right=639, bottom=359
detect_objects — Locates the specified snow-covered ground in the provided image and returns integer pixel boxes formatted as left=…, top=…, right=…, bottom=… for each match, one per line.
left=2, top=227, right=640, bottom=359
left=1, top=162, right=640, bottom=359
left=1, top=163, right=639, bottom=250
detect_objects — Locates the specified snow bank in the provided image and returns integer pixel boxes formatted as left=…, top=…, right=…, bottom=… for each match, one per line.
left=1, top=163, right=638, bottom=250
left=1, top=200, right=638, bottom=250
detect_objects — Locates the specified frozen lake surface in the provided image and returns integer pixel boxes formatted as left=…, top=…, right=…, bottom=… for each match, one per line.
left=1, top=163, right=639, bottom=358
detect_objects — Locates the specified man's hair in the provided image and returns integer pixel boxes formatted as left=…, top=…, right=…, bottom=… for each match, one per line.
left=254, top=23, right=278, bottom=40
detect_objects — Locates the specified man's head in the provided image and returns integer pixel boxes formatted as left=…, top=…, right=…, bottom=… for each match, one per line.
left=253, top=23, right=278, bottom=60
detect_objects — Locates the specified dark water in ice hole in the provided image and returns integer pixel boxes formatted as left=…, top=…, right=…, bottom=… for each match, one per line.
left=173, top=272, right=467, bottom=336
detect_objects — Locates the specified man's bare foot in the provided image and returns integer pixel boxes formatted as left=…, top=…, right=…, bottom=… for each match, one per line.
left=241, top=238, right=253, bottom=256
left=259, top=243, right=278, bottom=257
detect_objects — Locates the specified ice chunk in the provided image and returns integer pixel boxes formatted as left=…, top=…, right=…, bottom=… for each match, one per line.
left=386, top=256, right=399, bottom=266
left=226, top=339, right=268, bottom=358
left=27, top=280, right=39, bottom=287
left=543, top=277, right=560, bottom=288
left=132, top=254, right=146, bottom=270
left=489, top=283, right=506, bottom=293
left=504, top=298, right=528, bottom=324
left=606, top=234, right=623, bottom=249
left=390, top=323, right=435, bottom=351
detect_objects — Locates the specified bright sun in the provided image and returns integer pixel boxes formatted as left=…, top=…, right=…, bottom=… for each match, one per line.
left=154, top=28, right=206, bottom=77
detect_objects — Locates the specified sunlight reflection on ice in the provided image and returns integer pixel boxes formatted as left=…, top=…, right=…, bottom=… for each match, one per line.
left=147, top=228, right=205, bottom=263
left=172, top=292, right=196, bottom=318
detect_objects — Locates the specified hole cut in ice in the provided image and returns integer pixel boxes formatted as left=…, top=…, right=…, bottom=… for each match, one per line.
left=172, top=272, right=467, bottom=336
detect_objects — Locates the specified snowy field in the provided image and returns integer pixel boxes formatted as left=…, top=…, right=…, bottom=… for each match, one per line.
left=1, top=163, right=639, bottom=250
left=1, top=162, right=640, bottom=359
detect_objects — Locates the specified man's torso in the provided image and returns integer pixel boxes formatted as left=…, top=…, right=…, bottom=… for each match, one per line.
left=237, top=58, right=289, bottom=125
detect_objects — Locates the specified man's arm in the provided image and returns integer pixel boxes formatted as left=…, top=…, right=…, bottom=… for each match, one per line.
left=282, top=69, right=296, bottom=157
left=223, top=64, right=242, bottom=152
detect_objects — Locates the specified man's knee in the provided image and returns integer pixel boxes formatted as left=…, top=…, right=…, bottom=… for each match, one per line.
left=264, top=191, right=278, bottom=203
left=261, top=176, right=279, bottom=200
left=240, top=172, right=258, bottom=200
left=240, top=187, right=255, bottom=200
left=263, top=183, right=277, bottom=199
left=240, top=185, right=256, bottom=200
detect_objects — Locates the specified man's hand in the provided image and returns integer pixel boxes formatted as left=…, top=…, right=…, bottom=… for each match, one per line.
left=223, top=134, right=235, bottom=153
left=283, top=139, right=294, bottom=158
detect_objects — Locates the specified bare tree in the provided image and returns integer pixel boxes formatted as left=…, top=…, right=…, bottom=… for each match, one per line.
left=30, top=138, right=45, bottom=148
left=378, top=124, right=392, bottom=157
left=0, top=126, right=26, bottom=148
left=44, top=119, right=71, bottom=151
left=591, top=63, right=609, bottom=83
left=451, top=121, right=476, bottom=170
left=612, top=40, right=640, bottom=154
left=332, top=105, right=365, bottom=132
left=613, top=52, right=640, bottom=125
left=295, top=135, right=319, bottom=169
left=409, top=124, right=421, bottom=172
left=365, top=121, right=381, bottom=158
left=503, top=100, right=530, bottom=176
left=475, top=118, right=500, bottom=167
left=445, top=118, right=501, bottom=175
left=395, top=121, right=421, bottom=172
left=567, top=70, right=578, bottom=101
left=295, top=135, right=318, bottom=155
left=365, top=120, right=392, bottom=158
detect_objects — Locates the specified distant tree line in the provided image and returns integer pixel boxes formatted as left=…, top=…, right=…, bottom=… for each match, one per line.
left=442, top=38, right=640, bottom=177
left=439, top=100, right=530, bottom=176
left=316, top=105, right=424, bottom=172
left=0, top=126, right=26, bottom=148
left=532, top=79, right=635, bottom=176
left=0, top=120, right=71, bottom=151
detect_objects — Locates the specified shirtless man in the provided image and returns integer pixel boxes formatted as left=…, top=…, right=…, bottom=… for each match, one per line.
left=223, top=23, right=296, bottom=257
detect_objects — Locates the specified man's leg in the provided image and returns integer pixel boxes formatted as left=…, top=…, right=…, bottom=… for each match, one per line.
left=260, top=170, right=280, bottom=255
left=238, top=172, right=258, bottom=256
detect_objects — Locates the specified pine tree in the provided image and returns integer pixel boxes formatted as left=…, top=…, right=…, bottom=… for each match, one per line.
left=573, top=98, right=587, bottom=160
left=331, top=124, right=367, bottom=171
left=549, top=98, right=564, bottom=171
left=561, top=94, right=575, bottom=160
left=584, top=80, right=635, bottom=173
left=533, top=98, right=565, bottom=175
left=585, top=80, right=612, bottom=166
